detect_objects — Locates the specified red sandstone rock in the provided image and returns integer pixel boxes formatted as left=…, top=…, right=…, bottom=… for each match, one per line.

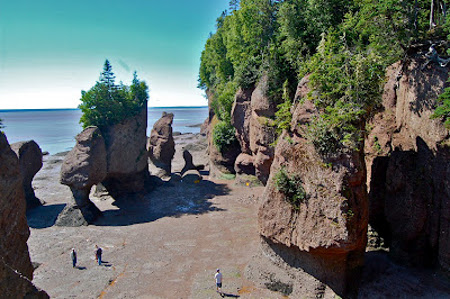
left=0, top=132, right=48, bottom=297
left=148, top=112, right=175, bottom=177
left=10, top=140, right=43, bottom=209
left=259, top=96, right=368, bottom=296
left=231, top=87, right=254, bottom=154
left=58, top=126, right=106, bottom=226
left=102, top=103, right=149, bottom=195
left=365, top=57, right=450, bottom=271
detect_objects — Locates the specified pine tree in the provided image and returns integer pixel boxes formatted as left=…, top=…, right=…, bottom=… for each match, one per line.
left=99, top=59, right=116, bottom=88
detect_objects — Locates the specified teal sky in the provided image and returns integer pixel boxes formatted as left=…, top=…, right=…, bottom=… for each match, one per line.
left=0, top=0, right=230, bottom=109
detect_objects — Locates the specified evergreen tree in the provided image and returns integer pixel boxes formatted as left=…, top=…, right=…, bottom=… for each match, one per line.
left=99, top=59, right=116, bottom=88
left=79, top=60, right=149, bottom=130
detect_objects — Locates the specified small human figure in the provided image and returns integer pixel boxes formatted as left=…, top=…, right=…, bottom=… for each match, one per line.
left=70, top=248, right=77, bottom=268
left=215, top=268, right=223, bottom=295
left=95, top=245, right=102, bottom=265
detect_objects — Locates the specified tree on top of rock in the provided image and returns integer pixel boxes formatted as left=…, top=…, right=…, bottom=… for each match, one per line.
left=99, top=59, right=116, bottom=88
left=78, top=59, right=149, bottom=130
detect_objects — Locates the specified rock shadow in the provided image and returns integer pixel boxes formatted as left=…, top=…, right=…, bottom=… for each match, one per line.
left=94, top=179, right=230, bottom=226
left=27, top=203, right=66, bottom=229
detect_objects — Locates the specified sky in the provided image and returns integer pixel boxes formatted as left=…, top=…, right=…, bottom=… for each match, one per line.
left=0, top=0, right=230, bottom=109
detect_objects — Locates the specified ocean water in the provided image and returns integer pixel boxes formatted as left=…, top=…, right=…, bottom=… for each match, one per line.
left=0, top=107, right=208, bottom=155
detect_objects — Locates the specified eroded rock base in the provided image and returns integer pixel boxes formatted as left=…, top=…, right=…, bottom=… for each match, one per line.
left=55, top=203, right=102, bottom=227
left=246, top=237, right=363, bottom=298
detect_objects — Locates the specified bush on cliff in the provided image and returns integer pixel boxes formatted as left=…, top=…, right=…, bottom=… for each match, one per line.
left=79, top=60, right=149, bottom=130
left=274, top=167, right=307, bottom=209
left=213, top=120, right=238, bottom=153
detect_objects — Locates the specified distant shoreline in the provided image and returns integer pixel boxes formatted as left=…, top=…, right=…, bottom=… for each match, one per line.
left=0, top=106, right=208, bottom=112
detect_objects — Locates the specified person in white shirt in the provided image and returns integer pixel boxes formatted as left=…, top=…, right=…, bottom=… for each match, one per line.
left=215, top=268, right=223, bottom=294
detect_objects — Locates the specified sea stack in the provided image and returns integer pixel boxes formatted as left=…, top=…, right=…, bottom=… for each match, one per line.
left=57, top=126, right=107, bottom=226
left=148, top=112, right=175, bottom=177
left=10, top=140, right=43, bottom=209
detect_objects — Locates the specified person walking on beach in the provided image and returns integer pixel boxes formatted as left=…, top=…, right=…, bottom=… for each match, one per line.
left=95, top=245, right=102, bottom=265
left=70, top=248, right=77, bottom=268
left=215, top=268, right=223, bottom=295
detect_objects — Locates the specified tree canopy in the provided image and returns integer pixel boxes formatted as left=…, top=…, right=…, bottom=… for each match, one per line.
left=79, top=60, right=149, bottom=130
left=199, top=0, right=450, bottom=154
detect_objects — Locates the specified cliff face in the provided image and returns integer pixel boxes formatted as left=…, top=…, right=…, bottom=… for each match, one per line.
left=258, top=73, right=368, bottom=297
left=365, top=57, right=450, bottom=271
left=0, top=132, right=48, bottom=298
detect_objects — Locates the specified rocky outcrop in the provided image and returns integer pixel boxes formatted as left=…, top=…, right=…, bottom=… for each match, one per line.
left=148, top=112, right=175, bottom=177
left=258, top=88, right=368, bottom=297
left=102, top=103, right=149, bottom=196
left=234, top=153, right=255, bottom=175
left=10, top=140, right=43, bottom=209
left=229, top=76, right=277, bottom=184
left=57, top=127, right=107, bottom=226
left=231, top=87, right=254, bottom=154
left=365, top=57, right=450, bottom=271
left=0, top=132, right=48, bottom=297
left=0, top=259, right=49, bottom=298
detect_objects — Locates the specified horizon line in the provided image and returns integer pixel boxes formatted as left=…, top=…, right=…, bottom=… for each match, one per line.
left=0, top=106, right=208, bottom=112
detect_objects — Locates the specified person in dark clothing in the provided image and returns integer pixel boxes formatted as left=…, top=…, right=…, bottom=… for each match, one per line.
left=95, top=245, right=102, bottom=265
left=70, top=248, right=77, bottom=268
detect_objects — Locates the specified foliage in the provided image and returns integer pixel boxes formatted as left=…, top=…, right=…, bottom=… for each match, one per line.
left=199, top=0, right=449, bottom=157
left=0, top=119, right=3, bottom=129
left=274, top=167, right=307, bottom=209
left=432, top=78, right=450, bottom=129
left=303, top=30, right=385, bottom=155
left=272, top=80, right=293, bottom=136
left=212, top=120, right=238, bottom=153
left=79, top=60, right=148, bottom=130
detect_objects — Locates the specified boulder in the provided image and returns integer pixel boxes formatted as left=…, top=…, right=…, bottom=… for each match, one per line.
left=148, top=112, right=175, bottom=177
left=10, top=140, right=43, bottom=209
left=234, top=153, right=255, bottom=175
left=57, top=126, right=107, bottom=226
left=365, top=57, right=450, bottom=271
left=258, top=95, right=368, bottom=297
left=0, top=132, right=48, bottom=297
left=102, top=103, right=149, bottom=196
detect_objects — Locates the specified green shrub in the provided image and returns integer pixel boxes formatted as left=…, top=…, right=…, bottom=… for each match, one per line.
left=212, top=121, right=237, bottom=153
left=274, top=167, right=307, bottom=209
left=432, top=79, right=450, bottom=129
left=78, top=60, right=148, bottom=130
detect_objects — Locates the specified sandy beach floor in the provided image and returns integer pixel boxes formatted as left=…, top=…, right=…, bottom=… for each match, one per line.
left=27, top=133, right=282, bottom=298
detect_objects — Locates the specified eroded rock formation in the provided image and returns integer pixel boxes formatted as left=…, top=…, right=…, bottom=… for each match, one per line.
left=365, top=57, right=450, bottom=271
left=0, top=132, right=48, bottom=297
left=257, top=74, right=368, bottom=297
left=229, top=75, right=276, bottom=184
left=11, top=140, right=43, bottom=209
left=102, top=104, right=149, bottom=196
left=57, top=127, right=107, bottom=226
left=148, top=112, right=175, bottom=177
